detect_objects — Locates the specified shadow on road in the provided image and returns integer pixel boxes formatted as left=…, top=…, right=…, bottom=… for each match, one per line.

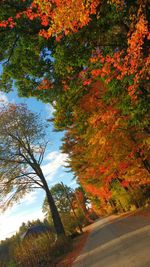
left=89, top=208, right=150, bottom=248
left=73, top=208, right=150, bottom=267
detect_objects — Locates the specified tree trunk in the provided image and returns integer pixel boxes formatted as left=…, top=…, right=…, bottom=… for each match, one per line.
left=130, top=133, right=150, bottom=174
left=36, top=165, right=65, bottom=237
left=45, top=185, right=66, bottom=237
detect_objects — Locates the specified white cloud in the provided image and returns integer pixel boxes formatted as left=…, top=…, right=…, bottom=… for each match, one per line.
left=41, top=151, right=68, bottom=181
left=0, top=207, right=44, bottom=241
left=45, top=104, right=55, bottom=117
left=45, top=151, right=58, bottom=161
left=0, top=191, right=44, bottom=241
left=69, top=180, right=77, bottom=187
left=0, top=151, right=69, bottom=241
left=19, top=191, right=38, bottom=206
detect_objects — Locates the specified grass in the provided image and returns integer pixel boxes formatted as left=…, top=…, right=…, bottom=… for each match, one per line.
left=13, top=233, right=71, bottom=267
left=55, top=230, right=90, bottom=267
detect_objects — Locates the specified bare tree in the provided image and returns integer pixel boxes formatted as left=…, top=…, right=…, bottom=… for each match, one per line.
left=0, top=103, right=65, bottom=237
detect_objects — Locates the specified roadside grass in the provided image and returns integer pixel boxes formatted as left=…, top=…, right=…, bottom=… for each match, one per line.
left=55, top=230, right=90, bottom=267
left=4, top=207, right=149, bottom=267
left=12, top=233, right=71, bottom=267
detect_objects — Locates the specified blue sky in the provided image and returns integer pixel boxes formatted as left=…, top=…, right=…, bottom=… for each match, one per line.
left=0, top=87, right=77, bottom=241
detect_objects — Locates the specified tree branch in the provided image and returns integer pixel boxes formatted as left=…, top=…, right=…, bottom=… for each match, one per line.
left=4, top=35, right=20, bottom=65
left=20, top=171, right=44, bottom=188
left=38, top=141, right=49, bottom=164
left=0, top=156, right=26, bottom=164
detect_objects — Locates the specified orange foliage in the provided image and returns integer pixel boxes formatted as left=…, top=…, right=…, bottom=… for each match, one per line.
left=0, top=0, right=99, bottom=39
left=0, top=0, right=99, bottom=40
left=64, top=80, right=150, bottom=213
left=37, top=79, right=53, bottom=90
left=0, top=17, right=16, bottom=28
left=83, top=183, right=112, bottom=201
left=89, top=8, right=149, bottom=100
left=32, top=0, right=100, bottom=38
left=0, top=1, right=149, bottom=213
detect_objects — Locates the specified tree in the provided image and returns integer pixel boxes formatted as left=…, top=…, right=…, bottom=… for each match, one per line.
left=0, top=1, right=148, bottom=127
left=0, top=0, right=149, bottom=216
left=0, top=103, right=65, bottom=237
left=43, top=183, right=74, bottom=214
left=61, top=81, right=150, bottom=214
left=0, top=0, right=99, bottom=39
left=0, top=0, right=130, bottom=101
left=43, top=183, right=84, bottom=234
left=73, top=187, right=93, bottom=223
left=0, top=0, right=56, bottom=104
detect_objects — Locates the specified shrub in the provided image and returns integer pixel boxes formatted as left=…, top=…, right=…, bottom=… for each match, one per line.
left=13, top=233, right=70, bottom=267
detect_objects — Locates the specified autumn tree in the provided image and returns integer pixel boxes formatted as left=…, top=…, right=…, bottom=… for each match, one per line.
left=0, top=103, right=65, bottom=237
left=61, top=81, right=150, bottom=214
left=0, top=1, right=148, bottom=131
left=43, top=183, right=84, bottom=234
left=73, top=187, right=93, bottom=223
left=0, top=0, right=57, bottom=104
left=0, top=0, right=149, bottom=215
left=0, top=1, right=134, bottom=99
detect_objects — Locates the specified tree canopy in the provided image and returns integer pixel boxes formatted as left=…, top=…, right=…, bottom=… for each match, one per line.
left=43, top=183, right=92, bottom=234
left=43, top=183, right=74, bottom=214
left=0, top=103, right=65, bottom=237
left=0, top=0, right=149, bottom=214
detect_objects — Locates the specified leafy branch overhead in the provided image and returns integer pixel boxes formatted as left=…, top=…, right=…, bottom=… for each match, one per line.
left=0, top=0, right=149, bottom=214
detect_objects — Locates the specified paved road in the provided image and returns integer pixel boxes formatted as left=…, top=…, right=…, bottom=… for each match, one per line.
left=73, top=210, right=150, bottom=267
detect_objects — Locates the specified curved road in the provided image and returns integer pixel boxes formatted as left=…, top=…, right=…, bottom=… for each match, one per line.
left=73, top=209, right=150, bottom=267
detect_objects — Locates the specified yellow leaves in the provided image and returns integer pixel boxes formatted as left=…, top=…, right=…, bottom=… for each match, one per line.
left=99, top=136, right=106, bottom=145
left=88, top=114, right=101, bottom=126
left=32, top=0, right=100, bottom=39
left=101, top=108, right=118, bottom=124
left=108, top=0, right=125, bottom=10
left=114, top=118, right=121, bottom=127
left=34, top=0, right=52, bottom=13
left=88, top=132, right=106, bottom=146
left=122, top=164, right=150, bottom=184
left=143, top=137, right=150, bottom=147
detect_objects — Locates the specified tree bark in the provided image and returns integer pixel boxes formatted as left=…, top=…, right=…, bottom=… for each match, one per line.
left=45, top=184, right=66, bottom=237
left=33, top=164, right=65, bottom=238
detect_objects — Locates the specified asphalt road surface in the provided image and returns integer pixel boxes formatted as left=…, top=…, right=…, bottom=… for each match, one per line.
left=73, top=209, right=150, bottom=267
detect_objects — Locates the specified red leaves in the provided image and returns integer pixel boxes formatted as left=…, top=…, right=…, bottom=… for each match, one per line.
left=91, top=69, right=101, bottom=78
left=62, top=80, right=69, bottom=91
left=22, top=0, right=100, bottom=39
left=37, top=79, right=53, bottom=90
left=85, top=184, right=110, bottom=200
left=83, top=79, right=92, bottom=86
left=88, top=9, right=149, bottom=101
left=0, top=17, right=16, bottom=28
left=99, top=166, right=108, bottom=174
left=121, top=180, right=129, bottom=188
left=0, top=0, right=100, bottom=39
left=119, top=161, right=130, bottom=172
